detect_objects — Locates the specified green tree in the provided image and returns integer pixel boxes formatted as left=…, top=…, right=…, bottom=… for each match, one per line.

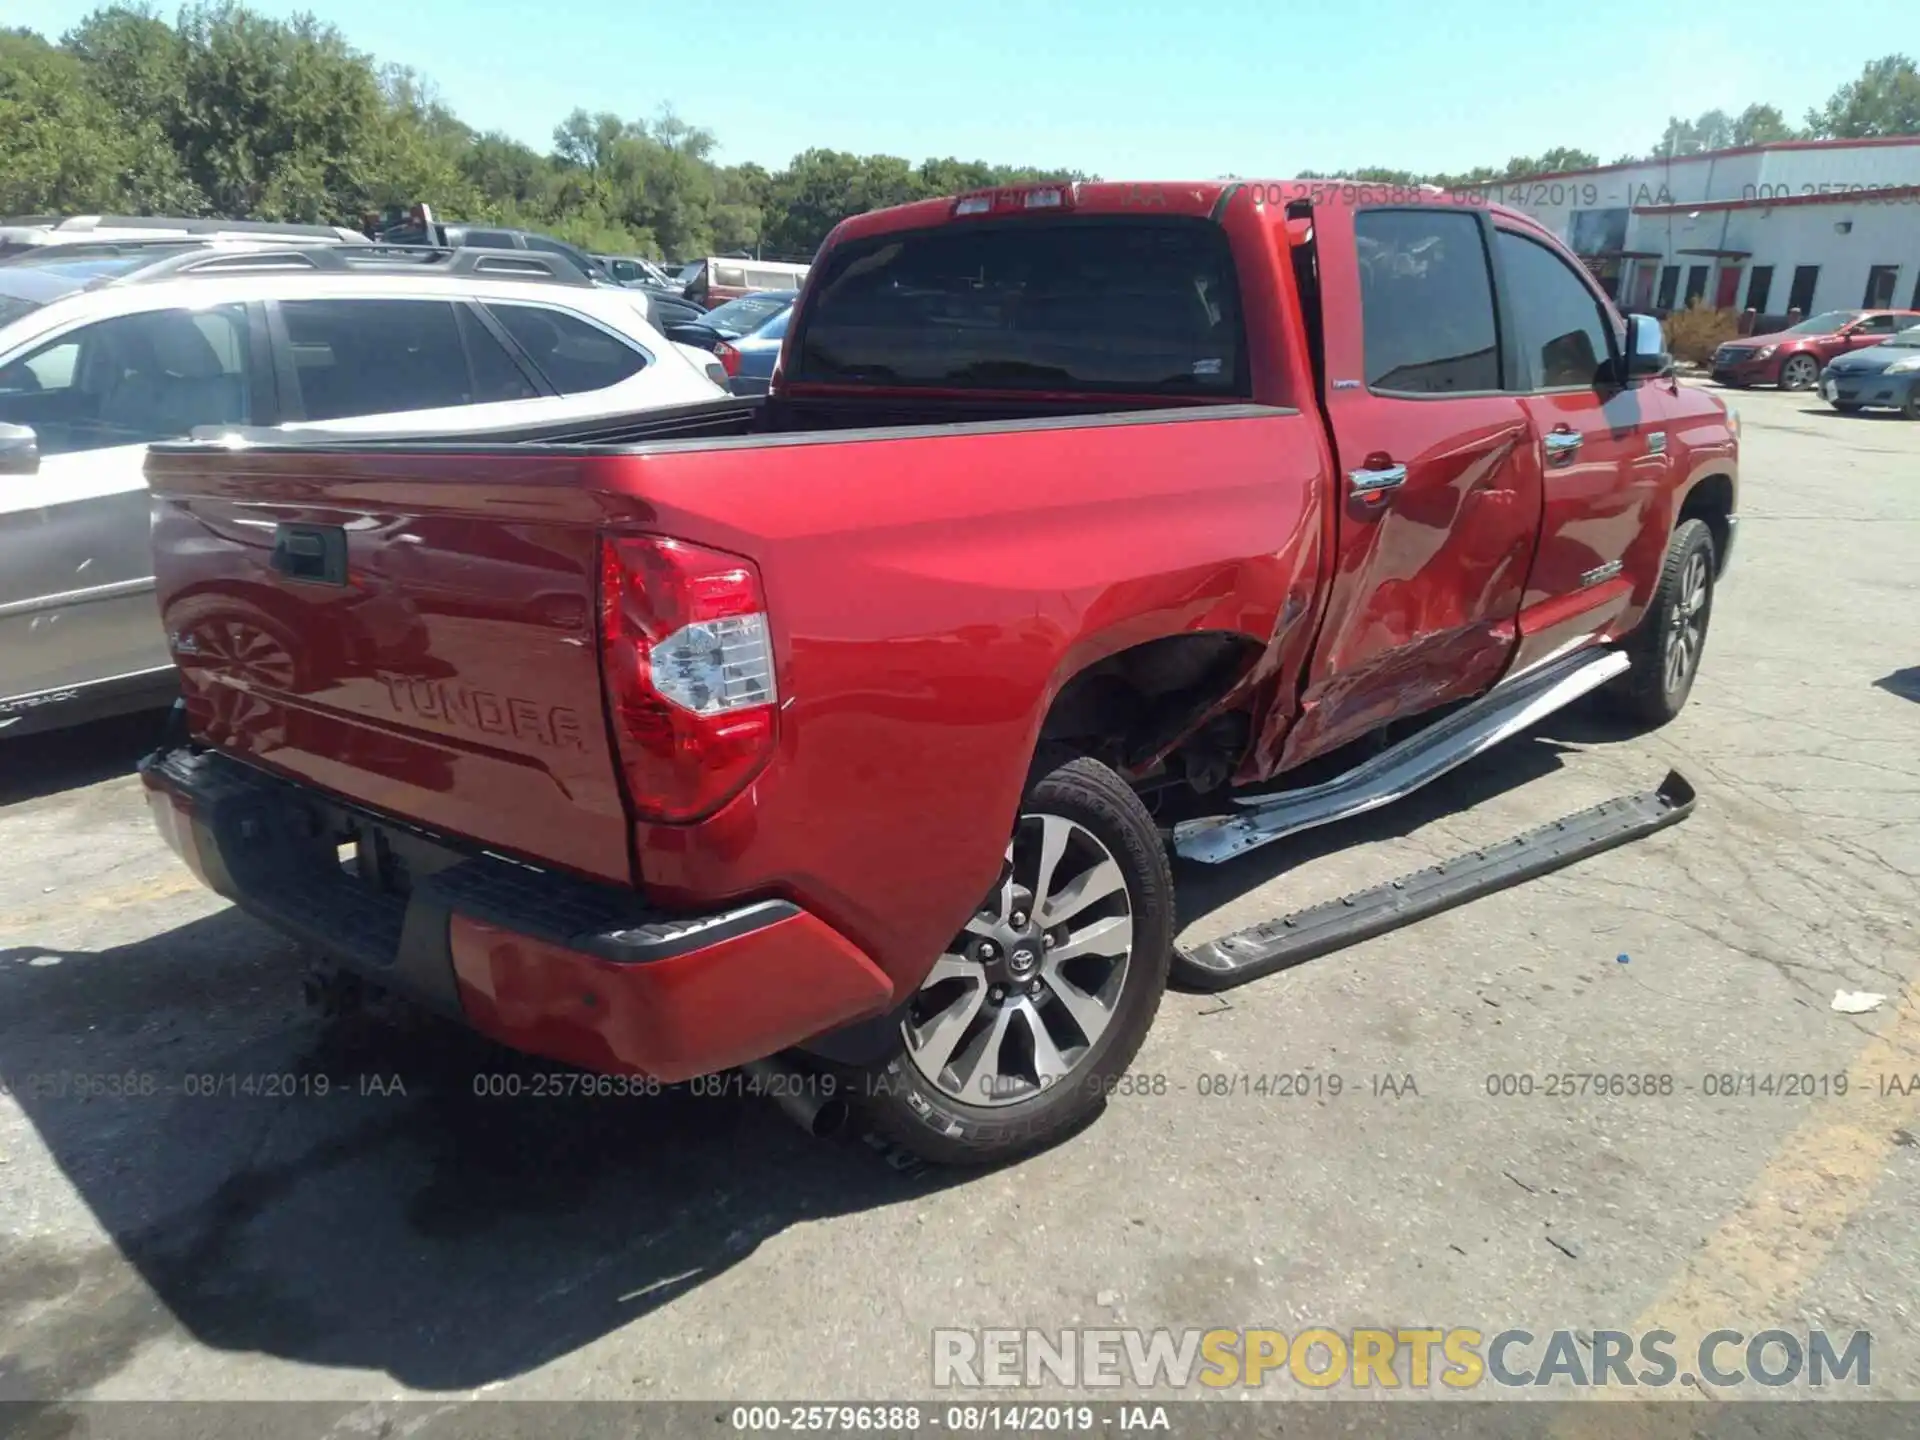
left=0, top=25, right=196, bottom=213
left=166, top=2, right=388, bottom=219
left=1805, top=54, right=1920, bottom=138
left=1731, top=102, right=1796, bottom=145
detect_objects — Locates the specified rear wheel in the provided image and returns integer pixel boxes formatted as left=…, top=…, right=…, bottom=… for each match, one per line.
left=858, top=755, right=1172, bottom=1165
left=1607, top=519, right=1715, bottom=728
left=1778, top=354, right=1819, bottom=390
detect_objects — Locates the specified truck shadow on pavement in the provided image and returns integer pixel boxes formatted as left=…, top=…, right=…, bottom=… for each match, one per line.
left=0, top=709, right=175, bottom=808
left=0, top=911, right=963, bottom=1401
left=0, top=702, right=1641, bottom=1402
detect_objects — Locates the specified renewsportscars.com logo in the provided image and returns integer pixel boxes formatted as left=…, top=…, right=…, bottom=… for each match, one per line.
left=932, top=1327, right=1872, bottom=1391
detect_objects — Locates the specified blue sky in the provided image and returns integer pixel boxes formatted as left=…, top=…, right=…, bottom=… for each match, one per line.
left=12, top=0, right=1901, bottom=176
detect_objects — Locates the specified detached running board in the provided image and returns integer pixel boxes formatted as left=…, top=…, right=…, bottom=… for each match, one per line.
left=1173, top=647, right=1631, bottom=865
left=1175, top=769, right=1697, bottom=991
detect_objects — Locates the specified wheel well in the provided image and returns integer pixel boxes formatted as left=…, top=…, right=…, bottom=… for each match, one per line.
left=1679, top=474, right=1735, bottom=576
left=1039, top=632, right=1262, bottom=785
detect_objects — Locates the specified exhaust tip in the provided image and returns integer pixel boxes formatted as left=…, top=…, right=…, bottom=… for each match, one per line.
left=807, top=1096, right=851, bottom=1139
left=741, top=1057, right=850, bottom=1140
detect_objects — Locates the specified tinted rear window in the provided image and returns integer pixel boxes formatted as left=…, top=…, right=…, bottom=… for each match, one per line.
left=788, top=218, right=1247, bottom=396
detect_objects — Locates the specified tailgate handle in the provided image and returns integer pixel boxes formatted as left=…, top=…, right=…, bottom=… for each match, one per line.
left=271, top=524, right=348, bottom=586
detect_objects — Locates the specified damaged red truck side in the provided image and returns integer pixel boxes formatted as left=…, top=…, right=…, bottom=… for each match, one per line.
left=141, top=181, right=1738, bottom=1163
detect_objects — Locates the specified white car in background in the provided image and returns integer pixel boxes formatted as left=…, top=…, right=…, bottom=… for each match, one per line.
left=0, top=241, right=731, bottom=737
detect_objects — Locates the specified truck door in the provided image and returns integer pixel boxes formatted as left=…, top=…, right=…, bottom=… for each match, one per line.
left=1280, top=203, right=1543, bottom=768
left=1490, top=223, right=1659, bottom=675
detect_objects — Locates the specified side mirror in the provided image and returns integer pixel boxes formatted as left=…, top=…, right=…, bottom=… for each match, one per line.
left=0, top=422, right=38, bottom=475
left=1624, top=314, right=1672, bottom=381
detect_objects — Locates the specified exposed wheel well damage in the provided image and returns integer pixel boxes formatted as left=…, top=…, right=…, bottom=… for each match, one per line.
left=1039, top=632, right=1263, bottom=793
left=1680, top=473, right=1735, bottom=576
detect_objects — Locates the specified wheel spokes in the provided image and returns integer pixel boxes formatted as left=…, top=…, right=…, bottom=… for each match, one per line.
left=907, top=965, right=987, bottom=1080
left=1041, top=960, right=1118, bottom=1046
left=1040, top=855, right=1125, bottom=928
left=962, top=842, right=1018, bottom=939
left=905, top=812, right=1136, bottom=1108
left=1049, top=914, right=1132, bottom=963
left=1025, top=1007, right=1076, bottom=1086
left=950, top=1000, right=1021, bottom=1104
left=1028, top=814, right=1072, bottom=917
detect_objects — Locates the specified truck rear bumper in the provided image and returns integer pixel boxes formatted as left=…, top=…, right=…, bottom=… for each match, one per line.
left=139, top=747, right=894, bottom=1082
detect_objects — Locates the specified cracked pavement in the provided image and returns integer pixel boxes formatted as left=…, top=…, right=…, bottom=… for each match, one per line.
left=1, top=382, right=1916, bottom=1417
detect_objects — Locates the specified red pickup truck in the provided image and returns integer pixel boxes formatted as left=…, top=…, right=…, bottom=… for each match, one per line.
left=140, top=181, right=1738, bottom=1164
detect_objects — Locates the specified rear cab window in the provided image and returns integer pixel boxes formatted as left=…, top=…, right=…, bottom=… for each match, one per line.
left=787, top=217, right=1249, bottom=398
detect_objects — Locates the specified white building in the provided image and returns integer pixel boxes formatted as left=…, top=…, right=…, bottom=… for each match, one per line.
left=1474, top=137, right=1920, bottom=320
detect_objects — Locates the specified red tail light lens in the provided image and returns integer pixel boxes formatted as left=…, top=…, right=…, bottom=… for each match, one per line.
left=598, top=536, right=777, bottom=823
left=714, top=341, right=742, bottom=377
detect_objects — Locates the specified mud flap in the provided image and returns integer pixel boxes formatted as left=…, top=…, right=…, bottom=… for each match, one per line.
left=1173, top=770, right=1697, bottom=992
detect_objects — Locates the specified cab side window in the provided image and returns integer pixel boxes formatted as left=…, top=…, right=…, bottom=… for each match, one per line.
left=1354, top=210, right=1501, bottom=394
left=0, top=305, right=251, bottom=455
left=1495, top=230, right=1619, bottom=390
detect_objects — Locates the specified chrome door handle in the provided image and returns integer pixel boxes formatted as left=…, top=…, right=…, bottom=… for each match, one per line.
left=1544, top=431, right=1584, bottom=457
left=1349, top=464, right=1407, bottom=494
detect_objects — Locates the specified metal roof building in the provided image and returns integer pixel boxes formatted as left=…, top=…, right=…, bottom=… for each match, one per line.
left=1472, top=137, right=1920, bottom=321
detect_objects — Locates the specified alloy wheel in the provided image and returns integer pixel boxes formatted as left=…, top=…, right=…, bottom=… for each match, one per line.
left=901, top=813, right=1133, bottom=1107
left=1781, top=355, right=1818, bottom=390
left=1663, top=549, right=1710, bottom=695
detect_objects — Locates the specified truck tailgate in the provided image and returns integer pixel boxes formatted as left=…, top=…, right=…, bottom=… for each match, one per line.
left=146, top=448, right=633, bottom=884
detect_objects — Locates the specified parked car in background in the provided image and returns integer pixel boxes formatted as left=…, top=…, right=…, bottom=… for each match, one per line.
left=1, top=215, right=368, bottom=259
left=664, top=290, right=796, bottom=348
left=138, top=180, right=1736, bottom=1164
left=1712, top=309, right=1920, bottom=390
left=680, top=257, right=809, bottom=309
left=634, top=286, right=709, bottom=336
left=713, top=303, right=791, bottom=395
left=376, top=217, right=617, bottom=286
left=1821, top=324, right=1920, bottom=419
left=595, top=255, right=678, bottom=290
left=0, top=241, right=726, bottom=739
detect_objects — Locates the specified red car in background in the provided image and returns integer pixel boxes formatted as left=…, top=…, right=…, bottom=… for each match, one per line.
left=1712, top=309, right=1920, bottom=390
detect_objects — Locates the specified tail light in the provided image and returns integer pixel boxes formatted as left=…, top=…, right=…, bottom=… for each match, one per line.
left=598, top=536, right=778, bottom=823
left=714, top=341, right=742, bottom=377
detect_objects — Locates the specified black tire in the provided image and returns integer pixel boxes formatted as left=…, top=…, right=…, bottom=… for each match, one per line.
left=1904, top=391, right=1920, bottom=421
left=1606, top=518, right=1716, bottom=728
left=856, top=754, right=1173, bottom=1165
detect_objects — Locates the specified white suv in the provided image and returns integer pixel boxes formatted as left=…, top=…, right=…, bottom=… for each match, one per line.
left=0, top=242, right=730, bottom=737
